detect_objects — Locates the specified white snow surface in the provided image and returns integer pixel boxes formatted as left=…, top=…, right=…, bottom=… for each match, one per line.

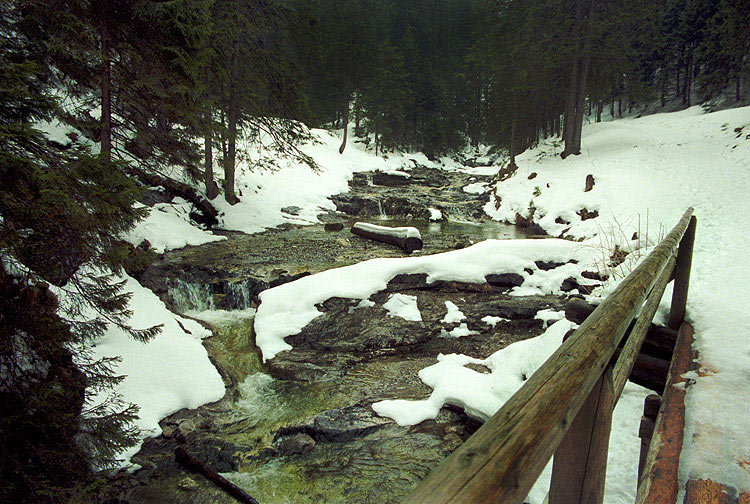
left=254, top=238, right=591, bottom=361
left=124, top=201, right=226, bottom=253
left=383, top=293, right=422, bottom=322
left=442, top=301, right=466, bottom=324
left=76, top=275, right=225, bottom=466
left=485, top=105, right=750, bottom=494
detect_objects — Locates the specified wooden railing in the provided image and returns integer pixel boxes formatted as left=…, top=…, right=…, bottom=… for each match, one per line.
left=402, top=208, right=697, bottom=504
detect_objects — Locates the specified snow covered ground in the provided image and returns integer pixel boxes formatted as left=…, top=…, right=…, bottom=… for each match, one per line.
left=485, top=105, right=750, bottom=495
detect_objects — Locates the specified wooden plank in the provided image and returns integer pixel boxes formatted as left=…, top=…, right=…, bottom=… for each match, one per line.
left=635, top=322, right=695, bottom=504
left=683, top=479, right=728, bottom=504
left=613, top=254, right=676, bottom=399
left=401, top=208, right=694, bottom=504
left=668, top=215, right=696, bottom=329
left=549, top=365, right=614, bottom=504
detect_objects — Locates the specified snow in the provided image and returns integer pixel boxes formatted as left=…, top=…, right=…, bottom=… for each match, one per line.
left=124, top=201, right=226, bottom=253
left=353, top=222, right=421, bottom=239
left=428, top=207, right=443, bottom=221
left=440, top=323, right=478, bottom=338
left=254, top=238, right=592, bottom=361
left=481, top=315, right=508, bottom=327
left=383, top=293, right=422, bottom=322
left=442, top=301, right=466, bottom=323
left=484, top=105, right=750, bottom=494
left=211, top=128, right=429, bottom=234
left=463, top=181, right=488, bottom=194
left=76, top=275, right=225, bottom=466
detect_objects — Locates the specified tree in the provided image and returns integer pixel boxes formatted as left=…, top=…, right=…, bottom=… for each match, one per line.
left=0, top=4, right=159, bottom=500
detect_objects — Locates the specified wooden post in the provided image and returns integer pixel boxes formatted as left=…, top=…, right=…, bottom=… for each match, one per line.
left=638, top=394, right=661, bottom=486
left=668, top=216, right=696, bottom=329
left=549, top=364, right=615, bottom=504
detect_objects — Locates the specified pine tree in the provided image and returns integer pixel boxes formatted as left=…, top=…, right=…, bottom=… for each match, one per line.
left=1, top=4, right=158, bottom=500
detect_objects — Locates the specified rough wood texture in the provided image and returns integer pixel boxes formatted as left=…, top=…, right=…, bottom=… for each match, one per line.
left=402, top=208, right=693, bottom=504
left=683, top=479, right=728, bottom=504
left=638, top=395, right=661, bottom=485
left=613, top=254, right=677, bottom=399
left=350, top=222, right=423, bottom=253
left=565, top=298, right=677, bottom=360
left=549, top=366, right=614, bottom=504
left=176, top=447, right=259, bottom=504
left=635, top=322, right=695, bottom=504
left=668, top=215, right=696, bottom=329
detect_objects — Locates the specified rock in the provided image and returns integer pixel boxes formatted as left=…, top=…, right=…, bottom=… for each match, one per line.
left=324, top=222, right=345, bottom=232
left=528, top=172, right=537, bottom=180
left=281, top=206, right=302, bottom=216
left=485, top=273, right=524, bottom=289
left=183, top=438, right=237, bottom=473
left=279, top=405, right=393, bottom=443
left=176, top=419, right=196, bottom=441
left=578, top=208, right=599, bottom=220
left=275, top=433, right=316, bottom=455
left=581, top=270, right=608, bottom=281
left=534, top=260, right=565, bottom=271
left=584, top=174, right=595, bottom=192
left=178, top=477, right=199, bottom=491
left=372, top=172, right=411, bottom=186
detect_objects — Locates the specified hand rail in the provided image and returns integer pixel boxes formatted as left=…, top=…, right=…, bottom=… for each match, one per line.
left=402, top=208, right=696, bottom=504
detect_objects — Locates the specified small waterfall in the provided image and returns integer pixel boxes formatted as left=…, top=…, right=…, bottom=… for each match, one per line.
left=377, top=200, right=387, bottom=219
left=167, top=278, right=215, bottom=313
left=365, top=173, right=374, bottom=186
left=166, top=277, right=264, bottom=313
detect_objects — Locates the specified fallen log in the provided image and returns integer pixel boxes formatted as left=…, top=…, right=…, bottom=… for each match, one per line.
left=175, top=447, right=259, bottom=504
left=565, top=298, right=677, bottom=359
left=350, top=222, right=423, bottom=253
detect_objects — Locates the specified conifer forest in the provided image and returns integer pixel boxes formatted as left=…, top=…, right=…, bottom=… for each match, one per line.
left=1, top=0, right=748, bottom=503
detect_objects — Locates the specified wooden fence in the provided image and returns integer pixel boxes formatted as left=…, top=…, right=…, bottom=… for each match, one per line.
left=402, top=208, right=697, bottom=504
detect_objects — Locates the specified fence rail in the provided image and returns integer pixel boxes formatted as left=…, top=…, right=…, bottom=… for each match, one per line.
left=402, top=208, right=696, bottom=504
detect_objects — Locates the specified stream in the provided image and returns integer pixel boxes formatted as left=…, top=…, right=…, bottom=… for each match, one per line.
left=104, top=164, right=563, bottom=504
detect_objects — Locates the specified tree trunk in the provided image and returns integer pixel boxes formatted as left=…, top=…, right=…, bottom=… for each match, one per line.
left=509, top=107, right=518, bottom=169
left=224, top=39, right=240, bottom=205
left=339, top=96, right=349, bottom=154
left=100, top=0, right=112, bottom=160
left=204, top=111, right=220, bottom=200
left=596, top=101, right=602, bottom=122
left=561, top=56, right=579, bottom=158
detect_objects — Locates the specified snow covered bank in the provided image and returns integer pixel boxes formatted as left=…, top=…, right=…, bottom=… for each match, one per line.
left=487, top=105, right=750, bottom=494
left=82, top=276, right=225, bottom=466
left=254, top=238, right=594, bottom=361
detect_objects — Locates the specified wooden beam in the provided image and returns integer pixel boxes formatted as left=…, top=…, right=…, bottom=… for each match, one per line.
left=635, top=322, right=695, bottom=504
left=549, top=365, right=614, bottom=504
left=613, top=254, right=676, bottom=399
left=401, top=208, right=694, bottom=504
left=668, top=215, right=696, bottom=329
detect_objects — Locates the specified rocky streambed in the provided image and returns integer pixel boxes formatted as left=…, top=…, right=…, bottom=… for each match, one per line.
left=98, top=164, right=597, bottom=504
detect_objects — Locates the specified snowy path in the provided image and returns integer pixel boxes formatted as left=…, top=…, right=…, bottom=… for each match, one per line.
left=488, top=106, right=750, bottom=494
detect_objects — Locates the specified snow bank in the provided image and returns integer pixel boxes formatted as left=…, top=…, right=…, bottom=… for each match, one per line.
left=487, top=105, right=750, bottom=494
left=124, top=201, right=226, bottom=253
left=254, top=238, right=591, bottom=360
left=83, top=275, right=225, bottom=466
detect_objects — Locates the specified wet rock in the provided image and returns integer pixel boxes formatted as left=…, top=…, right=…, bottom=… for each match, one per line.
left=184, top=438, right=237, bottom=473
left=485, top=273, right=524, bottom=289
left=324, top=222, right=345, bottom=232
left=372, top=172, right=411, bottom=186
left=275, top=433, right=316, bottom=455
left=178, top=477, right=199, bottom=491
